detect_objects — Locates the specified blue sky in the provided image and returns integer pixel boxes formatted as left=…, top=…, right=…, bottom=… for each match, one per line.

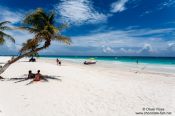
left=0, top=0, right=175, bottom=56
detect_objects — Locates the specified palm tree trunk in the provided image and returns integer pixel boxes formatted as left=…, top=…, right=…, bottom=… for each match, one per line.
left=0, top=46, right=46, bottom=75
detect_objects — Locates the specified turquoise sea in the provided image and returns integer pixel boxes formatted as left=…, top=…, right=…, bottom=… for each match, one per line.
left=40, top=56, right=175, bottom=65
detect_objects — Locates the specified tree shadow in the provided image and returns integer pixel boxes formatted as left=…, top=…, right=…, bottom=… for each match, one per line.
left=0, top=62, right=5, bottom=64
left=19, top=61, right=30, bottom=62
left=26, top=75, right=61, bottom=85
left=0, top=75, right=62, bottom=85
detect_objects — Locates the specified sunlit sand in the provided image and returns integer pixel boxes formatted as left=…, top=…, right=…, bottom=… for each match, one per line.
left=0, top=56, right=175, bottom=116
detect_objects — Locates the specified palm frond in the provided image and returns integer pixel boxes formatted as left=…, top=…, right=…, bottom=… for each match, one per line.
left=21, top=8, right=71, bottom=50
left=57, top=23, right=68, bottom=32
left=54, top=35, right=71, bottom=45
left=48, top=12, right=55, bottom=24
left=0, top=36, right=5, bottom=44
left=20, top=39, right=39, bottom=53
left=0, top=31, right=15, bottom=43
left=18, top=26, right=39, bottom=33
left=0, top=21, right=11, bottom=27
left=0, top=26, right=12, bottom=31
left=23, top=8, right=48, bottom=29
left=2, top=33, right=15, bottom=43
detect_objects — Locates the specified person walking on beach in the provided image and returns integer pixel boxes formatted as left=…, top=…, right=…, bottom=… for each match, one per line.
left=56, top=58, right=59, bottom=65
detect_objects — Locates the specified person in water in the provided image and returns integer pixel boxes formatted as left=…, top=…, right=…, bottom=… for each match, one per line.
left=34, top=70, right=41, bottom=81
left=136, top=59, right=139, bottom=64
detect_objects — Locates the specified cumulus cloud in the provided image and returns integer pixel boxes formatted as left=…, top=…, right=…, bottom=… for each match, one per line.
left=168, top=42, right=175, bottom=51
left=71, top=28, right=175, bottom=48
left=2, top=27, right=174, bottom=56
left=110, top=0, right=129, bottom=13
left=63, top=27, right=175, bottom=56
left=1, top=25, right=174, bottom=56
left=55, top=0, right=108, bottom=25
left=138, top=44, right=154, bottom=54
left=119, top=47, right=136, bottom=54
left=102, top=46, right=115, bottom=54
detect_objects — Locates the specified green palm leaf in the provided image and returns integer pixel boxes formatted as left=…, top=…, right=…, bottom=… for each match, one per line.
left=54, top=35, right=71, bottom=45
left=19, top=8, right=70, bottom=54
left=0, top=21, right=15, bottom=44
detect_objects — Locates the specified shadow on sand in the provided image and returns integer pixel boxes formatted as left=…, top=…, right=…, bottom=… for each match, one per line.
left=0, top=75, right=61, bottom=85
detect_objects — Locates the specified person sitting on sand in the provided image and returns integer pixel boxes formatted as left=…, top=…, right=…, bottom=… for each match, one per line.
left=33, top=70, right=41, bottom=81
left=27, top=70, right=35, bottom=79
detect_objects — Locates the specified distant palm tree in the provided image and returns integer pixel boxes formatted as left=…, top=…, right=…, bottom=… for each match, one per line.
left=0, top=8, right=71, bottom=74
left=0, top=21, right=15, bottom=44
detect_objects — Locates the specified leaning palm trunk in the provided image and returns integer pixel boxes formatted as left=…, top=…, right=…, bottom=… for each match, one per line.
left=0, top=45, right=47, bottom=75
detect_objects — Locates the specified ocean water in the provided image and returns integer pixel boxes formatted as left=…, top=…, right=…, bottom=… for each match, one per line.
left=40, top=56, right=175, bottom=65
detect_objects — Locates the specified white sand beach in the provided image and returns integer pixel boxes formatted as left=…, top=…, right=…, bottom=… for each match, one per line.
left=0, top=56, right=175, bottom=116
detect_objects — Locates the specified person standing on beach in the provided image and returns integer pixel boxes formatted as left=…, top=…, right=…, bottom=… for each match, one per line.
left=56, top=58, right=59, bottom=65
left=59, top=60, right=61, bottom=66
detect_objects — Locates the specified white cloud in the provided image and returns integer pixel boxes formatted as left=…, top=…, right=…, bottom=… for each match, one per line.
left=138, top=43, right=154, bottom=54
left=55, top=0, right=108, bottom=25
left=159, top=0, right=175, bottom=10
left=71, top=28, right=175, bottom=47
left=4, top=30, right=33, bottom=52
left=102, top=46, right=115, bottom=53
left=111, top=0, right=129, bottom=13
left=119, top=48, right=136, bottom=54
left=0, top=29, right=33, bottom=55
left=0, top=6, right=24, bottom=24
left=168, top=42, right=175, bottom=51
left=64, top=27, right=175, bottom=56
left=141, top=0, right=175, bottom=16
left=3, top=27, right=174, bottom=56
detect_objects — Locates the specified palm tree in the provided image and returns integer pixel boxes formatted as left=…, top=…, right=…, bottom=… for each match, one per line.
left=0, top=21, right=15, bottom=44
left=0, top=8, right=71, bottom=74
left=20, top=39, right=39, bottom=60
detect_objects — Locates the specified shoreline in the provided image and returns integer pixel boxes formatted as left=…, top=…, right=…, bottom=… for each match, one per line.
left=1, top=56, right=175, bottom=76
left=40, top=57, right=175, bottom=76
left=1, top=55, right=175, bottom=66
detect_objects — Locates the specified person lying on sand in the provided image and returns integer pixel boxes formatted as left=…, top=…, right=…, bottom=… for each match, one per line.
left=33, top=70, right=42, bottom=81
